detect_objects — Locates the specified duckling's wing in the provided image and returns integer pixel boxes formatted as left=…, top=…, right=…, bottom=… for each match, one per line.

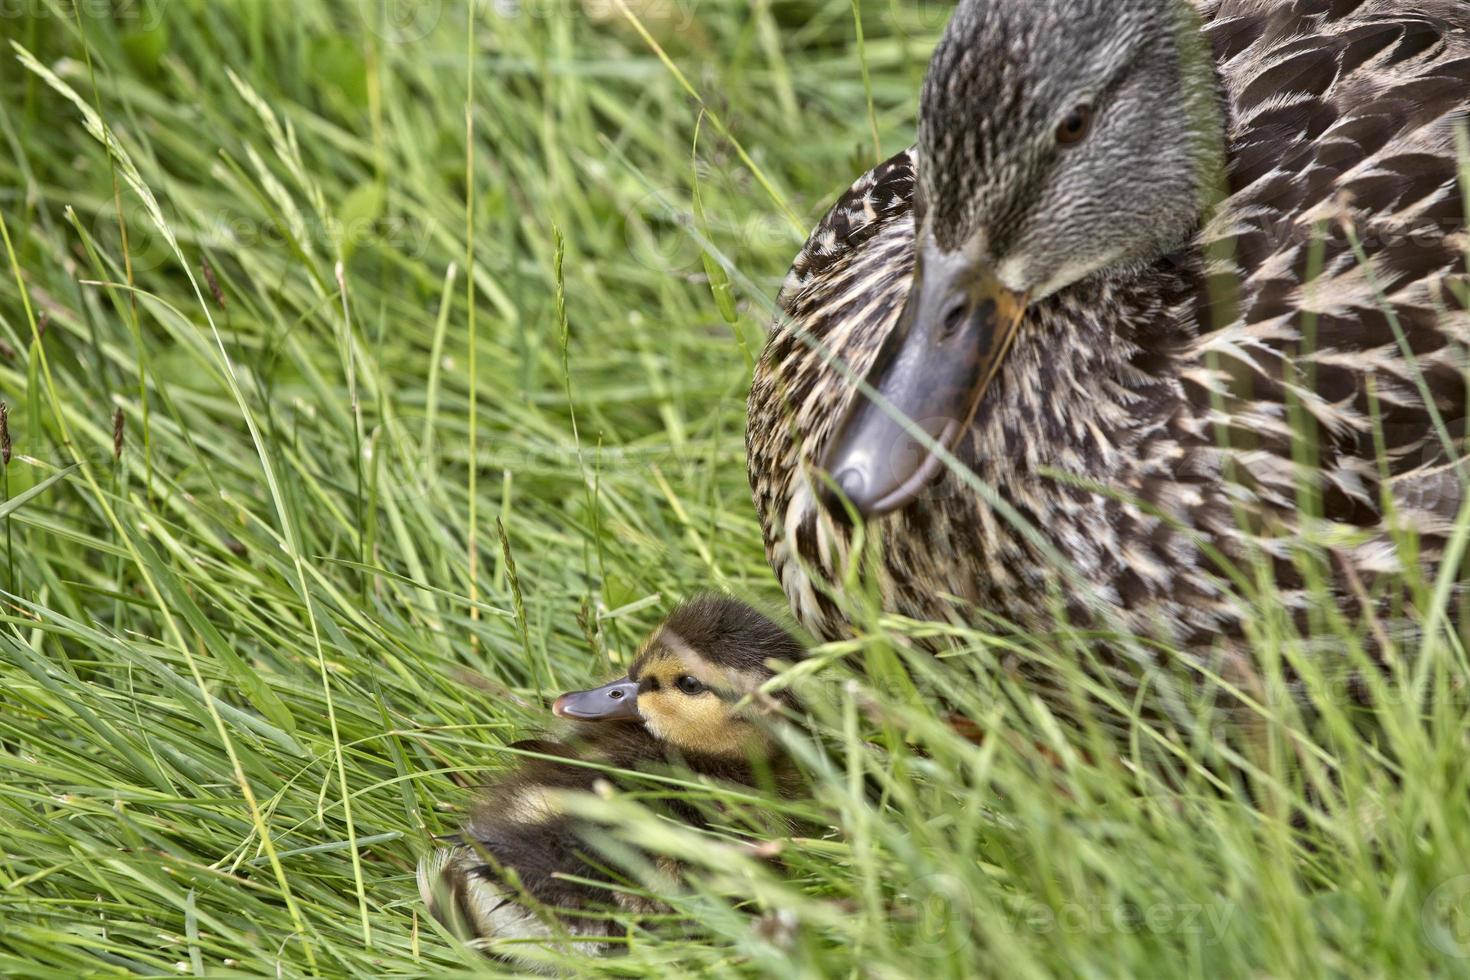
left=505, top=737, right=576, bottom=758
left=418, top=847, right=510, bottom=943
left=418, top=844, right=612, bottom=966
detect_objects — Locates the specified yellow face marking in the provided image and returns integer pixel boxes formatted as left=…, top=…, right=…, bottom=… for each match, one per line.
left=630, top=629, right=773, bottom=759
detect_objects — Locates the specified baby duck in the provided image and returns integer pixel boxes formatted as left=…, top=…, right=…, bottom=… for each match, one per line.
left=419, top=594, right=804, bottom=962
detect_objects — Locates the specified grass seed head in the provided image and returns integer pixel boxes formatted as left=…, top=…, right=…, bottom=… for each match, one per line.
left=201, top=257, right=226, bottom=310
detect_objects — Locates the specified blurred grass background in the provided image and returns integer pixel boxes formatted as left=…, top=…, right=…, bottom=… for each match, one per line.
left=4, top=0, right=1470, bottom=976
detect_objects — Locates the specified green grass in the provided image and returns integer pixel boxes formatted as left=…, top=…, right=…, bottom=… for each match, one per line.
left=4, top=1, right=1470, bottom=976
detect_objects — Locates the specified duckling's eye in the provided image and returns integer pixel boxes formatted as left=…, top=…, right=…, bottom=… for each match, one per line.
left=675, top=675, right=706, bottom=696
left=1055, top=104, right=1093, bottom=146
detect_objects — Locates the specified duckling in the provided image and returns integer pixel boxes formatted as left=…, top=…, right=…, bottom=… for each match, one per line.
left=418, top=594, right=804, bottom=962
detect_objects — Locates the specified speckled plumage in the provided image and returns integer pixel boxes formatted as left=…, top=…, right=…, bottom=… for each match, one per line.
left=748, top=1, right=1470, bottom=698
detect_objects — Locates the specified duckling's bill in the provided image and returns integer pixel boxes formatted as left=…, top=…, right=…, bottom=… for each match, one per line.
left=552, top=677, right=640, bottom=721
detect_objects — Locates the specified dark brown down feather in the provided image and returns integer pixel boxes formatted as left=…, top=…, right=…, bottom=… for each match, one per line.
left=419, top=596, right=804, bottom=962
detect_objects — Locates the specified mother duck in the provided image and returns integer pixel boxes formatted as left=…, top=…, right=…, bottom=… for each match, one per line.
left=747, top=0, right=1470, bottom=700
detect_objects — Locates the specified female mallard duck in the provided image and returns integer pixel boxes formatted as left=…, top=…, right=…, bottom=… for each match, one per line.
left=747, top=0, right=1470, bottom=708
left=418, top=595, right=803, bottom=962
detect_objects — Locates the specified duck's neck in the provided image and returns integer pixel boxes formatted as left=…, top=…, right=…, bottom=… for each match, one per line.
left=1173, top=0, right=1229, bottom=253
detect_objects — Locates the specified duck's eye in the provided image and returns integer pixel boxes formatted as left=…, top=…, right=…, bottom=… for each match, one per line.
left=1055, top=104, right=1093, bottom=146
left=675, top=675, right=706, bottom=696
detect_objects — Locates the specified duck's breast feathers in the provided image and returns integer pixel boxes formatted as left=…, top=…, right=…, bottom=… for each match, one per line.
left=779, top=147, right=917, bottom=303
left=749, top=149, right=917, bottom=502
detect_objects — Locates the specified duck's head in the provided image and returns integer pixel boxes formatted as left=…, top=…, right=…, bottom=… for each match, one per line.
left=820, top=0, right=1224, bottom=519
left=552, top=596, right=803, bottom=759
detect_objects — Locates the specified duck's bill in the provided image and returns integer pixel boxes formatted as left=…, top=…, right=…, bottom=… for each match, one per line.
left=552, top=677, right=641, bottom=721
left=818, top=261, right=1027, bottom=520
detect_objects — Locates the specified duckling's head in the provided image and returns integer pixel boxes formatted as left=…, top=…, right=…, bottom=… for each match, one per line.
left=552, top=596, right=803, bottom=760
